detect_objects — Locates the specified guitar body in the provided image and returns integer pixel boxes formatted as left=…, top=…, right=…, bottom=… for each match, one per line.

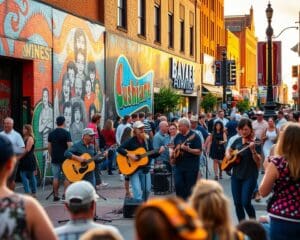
left=117, top=147, right=149, bottom=175
left=63, top=153, right=96, bottom=182
left=221, top=150, right=240, bottom=171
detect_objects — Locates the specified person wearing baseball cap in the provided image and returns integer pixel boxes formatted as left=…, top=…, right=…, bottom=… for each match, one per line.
left=65, top=128, right=104, bottom=186
left=0, top=135, right=57, bottom=239
left=117, top=120, right=165, bottom=201
left=55, top=180, right=123, bottom=239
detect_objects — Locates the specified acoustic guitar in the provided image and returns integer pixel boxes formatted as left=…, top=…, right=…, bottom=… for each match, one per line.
left=117, top=147, right=159, bottom=175
left=221, top=141, right=261, bottom=171
left=62, top=152, right=106, bottom=182
left=172, top=134, right=196, bottom=164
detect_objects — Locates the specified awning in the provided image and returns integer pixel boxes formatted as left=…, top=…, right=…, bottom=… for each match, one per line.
left=202, top=85, right=223, bottom=98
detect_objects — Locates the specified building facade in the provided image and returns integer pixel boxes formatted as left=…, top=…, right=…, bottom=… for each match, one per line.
left=225, top=7, right=258, bottom=105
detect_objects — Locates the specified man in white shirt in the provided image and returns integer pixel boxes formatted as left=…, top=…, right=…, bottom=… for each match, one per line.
left=115, top=115, right=131, bottom=145
left=0, top=117, right=25, bottom=190
left=252, top=111, right=268, bottom=140
left=276, top=110, right=287, bottom=131
left=214, top=109, right=229, bottom=127
left=55, top=181, right=124, bottom=240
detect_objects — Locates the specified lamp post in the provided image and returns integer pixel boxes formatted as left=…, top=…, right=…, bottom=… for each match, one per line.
left=264, top=2, right=276, bottom=118
left=222, top=50, right=227, bottom=109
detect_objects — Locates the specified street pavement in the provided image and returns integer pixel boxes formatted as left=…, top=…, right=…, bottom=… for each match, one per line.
left=15, top=163, right=268, bottom=240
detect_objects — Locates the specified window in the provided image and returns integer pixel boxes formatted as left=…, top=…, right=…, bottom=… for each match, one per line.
left=138, top=0, right=146, bottom=36
left=154, top=5, right=161, bottom=43
left=117, top=0, right=127, bottom=29
left=168, top=13, right=174, bottom=48
left=180, top=20, right=185, bottom=52
left=189, top=25, right=194, bottom=56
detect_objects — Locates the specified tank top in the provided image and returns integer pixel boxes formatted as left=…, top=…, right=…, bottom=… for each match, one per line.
left=19, top=138, right=36, bottom=172
left=0, top=194, right=30, bottom=239
left=268, top=156, right=300, bottom=222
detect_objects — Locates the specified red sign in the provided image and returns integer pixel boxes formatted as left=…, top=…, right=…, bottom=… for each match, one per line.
left=257, top=41, right=282, bottom=86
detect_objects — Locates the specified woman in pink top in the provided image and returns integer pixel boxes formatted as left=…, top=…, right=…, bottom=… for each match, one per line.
left=259, top=123, right=300, bottom=240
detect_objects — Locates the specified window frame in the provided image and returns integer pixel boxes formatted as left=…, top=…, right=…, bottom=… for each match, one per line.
left=117, top=0, right=127, bottom=29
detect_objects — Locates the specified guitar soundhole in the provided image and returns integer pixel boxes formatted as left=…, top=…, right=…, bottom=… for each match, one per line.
left=136, top=154, right=141, bottom=160
left=79, top=165, right=88, bottom=174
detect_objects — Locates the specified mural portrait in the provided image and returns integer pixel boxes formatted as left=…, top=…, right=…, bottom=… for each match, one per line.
left=52, top=9, right=105, bottom=139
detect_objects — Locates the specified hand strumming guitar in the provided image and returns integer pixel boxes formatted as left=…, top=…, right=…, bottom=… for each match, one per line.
left=127, top=153, right=138, bottom=161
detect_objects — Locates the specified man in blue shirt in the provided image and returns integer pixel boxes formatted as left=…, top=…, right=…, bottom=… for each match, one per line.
left=153, top=121, right=170, bottom=166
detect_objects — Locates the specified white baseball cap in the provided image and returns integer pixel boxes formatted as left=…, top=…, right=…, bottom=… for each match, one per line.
left=132, top=120, right=145, bottom=129
left=65, top=181, right=97, bottom=206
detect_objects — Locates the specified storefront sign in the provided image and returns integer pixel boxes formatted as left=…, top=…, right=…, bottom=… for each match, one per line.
left=114, top=55, right=153, bottom=117
left=22, top=43, right=51, bottom=61
left=171, top=58, right=194, bottom=93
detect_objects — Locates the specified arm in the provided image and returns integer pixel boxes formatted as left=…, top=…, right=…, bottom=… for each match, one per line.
left=25, top=197, right=57, bottom=240
left=64, top=144, right=85, bottom=163
left=47, top=142, right=52, bottom=157
left=259, top=162, right=279, bottom=197
left=249, top=142, right=262, bottom=168
left=18, top=137, right=34, bottom=160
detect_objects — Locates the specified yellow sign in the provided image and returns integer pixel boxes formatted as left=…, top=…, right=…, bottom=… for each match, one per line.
left=22, top=43, right=51, bottom=61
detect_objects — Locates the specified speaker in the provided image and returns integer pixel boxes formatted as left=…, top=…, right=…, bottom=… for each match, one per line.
left=123, top=198, right=143, bottom=218
left=153, top=172, right=170, bottom=194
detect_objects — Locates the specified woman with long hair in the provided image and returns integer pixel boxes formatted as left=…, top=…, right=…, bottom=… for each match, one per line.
left=259, top=123, right=300, bottom=240
left=0, top=135, right=56, bottom=239
left=261, top=117, right=278, bottom=160
left=18, top=124, right=37, bottom=197
left=207, top=121, right=227, bottom=180
left=190, top=179, right=245, bottom=240
left=226, top=118, right=261, bottom=222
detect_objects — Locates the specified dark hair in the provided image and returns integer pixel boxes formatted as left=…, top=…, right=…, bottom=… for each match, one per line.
left=122, top=115, right=131, bottom=124
left=0, top=135, right=15, bottom=168
left=91, top=113, right=101, bottom=123
left=237, top=220, right=267, bottom=240
left=89, top=104, right=97, bottom=122
left=63, top=102, right=72, bottom=113
left=120, top=127, right=132, bottom=144
left=87, top=61, right=96, bottom=73
left=213, top=121, right=224, bottom=134
left=138, top=112, right=145, bottom=119
left=131, top=113, right=138, bottom=119
left=72, top=102, right=83, bottom=122
left=68, top=202, right=93, bottom=215
left=67, top=61, right=77, bottom=73
left=61, top=73, right=71, bottom=103
left=237, top=118, right=253, bottom=130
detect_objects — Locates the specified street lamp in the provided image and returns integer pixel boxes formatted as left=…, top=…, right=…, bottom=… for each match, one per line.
left=264, top=2, right=277, bottom=118
left=222, top=50, right=227, bottom=108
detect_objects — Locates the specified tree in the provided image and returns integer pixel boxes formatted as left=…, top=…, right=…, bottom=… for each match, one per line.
left=200, top=93, right=217, bottom=112
left=236, top=99, right=250, bottom=113
left=154, top=87, right=180, bottom=113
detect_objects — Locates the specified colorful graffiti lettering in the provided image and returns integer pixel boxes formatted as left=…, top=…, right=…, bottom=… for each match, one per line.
left=114, top=55, right=153, bottom=117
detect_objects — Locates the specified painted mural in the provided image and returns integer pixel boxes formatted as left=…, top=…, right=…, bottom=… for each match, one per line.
left=114, top=55, right=153, bottom=117
left=0, top=0, right=53, bottom=168
left=106, top=33, right=201, bottom=118
left=52, top=9, right=105, bottom=142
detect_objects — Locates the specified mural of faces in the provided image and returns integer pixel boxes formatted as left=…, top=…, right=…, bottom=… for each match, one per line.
left=63, top=102, right=72, bottom=130
left=75, top=74, right=83, bottom=98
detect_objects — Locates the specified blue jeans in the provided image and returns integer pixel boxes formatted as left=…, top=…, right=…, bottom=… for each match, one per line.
left=130, top=169, right=151, bottom=201
left=231, top=174, right=257, bottom=221
left=20, top=171, right=37, bottom=194
left=174, top=168, right=198, bottom=200
left=83, top=171, right=96, bottom=187
left=270, top=217, right=300, bottom=240
left=100, top=149, right=116, bottom=172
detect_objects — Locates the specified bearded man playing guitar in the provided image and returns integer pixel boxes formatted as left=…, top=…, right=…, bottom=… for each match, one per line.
left=225, top=118, right=261, bottom=222
left=172, top=118, right=202, bottom=200
left=117, top=121, right=164, bottom=201
left=64, top=128, right=107, bottom=186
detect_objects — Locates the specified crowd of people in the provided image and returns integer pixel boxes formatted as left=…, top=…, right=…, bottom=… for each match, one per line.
left=0, top=106, right=299, bottom=239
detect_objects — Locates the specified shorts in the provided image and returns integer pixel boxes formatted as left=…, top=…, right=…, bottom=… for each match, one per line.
left=51, top=163, right=65, bottom=180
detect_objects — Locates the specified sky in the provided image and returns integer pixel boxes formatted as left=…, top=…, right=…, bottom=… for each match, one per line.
left=224, top=0, right=300, bottom=100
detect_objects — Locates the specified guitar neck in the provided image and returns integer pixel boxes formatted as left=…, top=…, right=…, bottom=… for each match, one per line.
left=139, top=149, right=158, bottom=158
left=237, top=142, right=261, bottom=154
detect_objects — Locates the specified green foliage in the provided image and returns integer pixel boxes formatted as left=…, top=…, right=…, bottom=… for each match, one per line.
left=154, top=87, right=180, bottom=113
left=200, top=93, right=217, bottom=112
left=236, top=99, right=250, bottom=113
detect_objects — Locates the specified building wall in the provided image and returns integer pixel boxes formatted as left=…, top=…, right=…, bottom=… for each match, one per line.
left=105, top=0, right=199, bottom=62
left=200, top=0, right=225, bottom=62
left=40, top=0, right=104, bottom=23
left=226, top=29, right=241, bottom=92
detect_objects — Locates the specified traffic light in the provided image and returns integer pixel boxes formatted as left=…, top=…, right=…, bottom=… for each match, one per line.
left=215, top=61, right=222, bottom=86
left=292, top=65, right=298, bottom=78
left=229, top=60, right=236, bottom=85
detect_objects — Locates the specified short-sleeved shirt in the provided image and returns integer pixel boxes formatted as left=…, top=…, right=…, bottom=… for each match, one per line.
left=231, top=137, right=260, bottom=180
left=153, top=131, right=170, bottom=162
left=0, top=130, right=25, bottom=148
left=174, top=130, right=202, bottom=171
left=268, top=156, right=300, bottom=222
left=64, top=140, right=96, bottom=160
left=48, top=128, right=72, bottom=164
left=55, top=219, right=123, bottom=240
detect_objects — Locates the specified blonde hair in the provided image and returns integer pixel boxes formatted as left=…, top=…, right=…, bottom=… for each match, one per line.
left=23, top=124, right=34, bottom=139
left=189, top=179, right=235, bottom=240
left=275, top=123, right=300, bottom=179
left=104, top=119, right=113, bottom=130
left=80, top=228, right=122, bottom=240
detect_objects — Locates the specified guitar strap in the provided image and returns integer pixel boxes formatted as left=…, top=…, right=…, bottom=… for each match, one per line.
left=144, top=138, right=149, bottom=151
